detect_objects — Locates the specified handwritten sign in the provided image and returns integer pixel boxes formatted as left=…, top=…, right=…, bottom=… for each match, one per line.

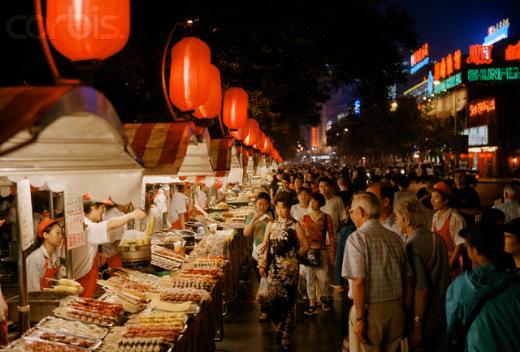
left=16, top=180, right=35, bottom=251
left=64, top=192, right=85, bottom=250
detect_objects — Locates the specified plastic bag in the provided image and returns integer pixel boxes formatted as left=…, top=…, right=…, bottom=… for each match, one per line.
left=256, top=278, right=269, bottom=303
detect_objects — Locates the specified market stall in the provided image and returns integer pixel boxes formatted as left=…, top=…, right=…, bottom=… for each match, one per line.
left=0, top=86, right=144, bottom=337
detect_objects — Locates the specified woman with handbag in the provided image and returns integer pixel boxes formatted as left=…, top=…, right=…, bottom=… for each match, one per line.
left=244, top=192, right=273, bottom=322
left=300, top=192, right=335, bottom=316
left=258, top=192, right=309, bottom=351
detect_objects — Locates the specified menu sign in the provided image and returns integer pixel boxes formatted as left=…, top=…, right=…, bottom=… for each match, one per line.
left=16, top=180, right=35, bottom=251
left=64, top=192, right=85, bottom=250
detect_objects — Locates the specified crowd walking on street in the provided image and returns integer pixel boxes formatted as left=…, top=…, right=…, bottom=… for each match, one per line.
left=246, top=164, right=520, bottom=352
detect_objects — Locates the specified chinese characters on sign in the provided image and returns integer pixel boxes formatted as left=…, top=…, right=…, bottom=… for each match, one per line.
left=16, top=180, right=35, bottom=251
left=411, top=43, right=429, bottom=66
left=64, top=192, right=85, bottom=250
left=410, top=43, right=429, bottom=74
left=466, top=45, right=493, bottom=65
left=505, top=41, right=520, bottom=62
left=469, top=98, right=495, bottom=117
left=434, top=50, right=461, bottom=80
left=484, top=18, right=510, bottom=46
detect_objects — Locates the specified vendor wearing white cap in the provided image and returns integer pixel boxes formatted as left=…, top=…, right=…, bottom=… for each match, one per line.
left=74, top=194, right=145, bottom=298
left=26, top=218, right=63, bottom=292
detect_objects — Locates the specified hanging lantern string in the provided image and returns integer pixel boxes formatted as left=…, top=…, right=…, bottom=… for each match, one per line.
left=34, top=0, right=79, bottom=85
left=161, top=21, right=201, bottom=120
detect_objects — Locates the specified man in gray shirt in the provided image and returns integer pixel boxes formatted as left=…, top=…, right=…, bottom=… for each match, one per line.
left=343, top=192, right=413, bottom=352
left=395, top=196, right=450, bottom=351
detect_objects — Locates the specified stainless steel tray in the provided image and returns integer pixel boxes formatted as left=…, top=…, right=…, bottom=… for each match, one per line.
left=23, top=327, right=102, bottom=351
left=37, top=316, right=109, bottom=340
left=54, top=307, right=118, bottom=328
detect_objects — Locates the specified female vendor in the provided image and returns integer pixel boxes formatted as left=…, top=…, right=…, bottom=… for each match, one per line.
left=73, top=194, right=145, bottom=298
left=26, top=218, right=64, bottom=292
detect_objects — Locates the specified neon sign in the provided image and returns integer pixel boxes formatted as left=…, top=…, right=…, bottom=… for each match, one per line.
left=505, top=41, right=520, bottom=61
left=469, top=98, right=495, bottom=117
left=354, top=99, right=361, bottom=116
left=467, top=44, right=493, bottom=65
left=484, top=18, right=509, bottom=46
left=410, top=43, right=429, bottom=74
left=433, top=72, right=462, bottom=94
left=311, top=127, right=318, bottom=147
left=434, top=50, right=461, bottom=80
left=411, top=43, right=429, bottom=66
left=467, top=66, right=520, bottom=81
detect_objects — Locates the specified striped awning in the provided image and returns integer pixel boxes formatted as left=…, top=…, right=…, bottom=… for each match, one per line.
left=124, top=122, right=193, bottom=176
left=0, top=86, right=74, bottom=146
left=210, top=137, right=234, bottom=177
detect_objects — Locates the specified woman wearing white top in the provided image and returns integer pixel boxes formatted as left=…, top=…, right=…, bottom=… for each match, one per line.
left=26, top=218, right=63, bottom=292
left=73, top=195, right=145, bottom=298
left=290, top=187, right=310, bottom=222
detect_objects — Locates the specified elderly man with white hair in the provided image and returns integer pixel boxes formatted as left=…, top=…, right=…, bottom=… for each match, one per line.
left=342, top=192, right=413, bottom=352
left=494, top=182, right=520, bottom=223
left=394, top=196, right=450, bottom=351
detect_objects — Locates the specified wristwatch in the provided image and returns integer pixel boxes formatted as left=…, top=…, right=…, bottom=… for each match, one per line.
left=414, top=316, right=422, bottom=323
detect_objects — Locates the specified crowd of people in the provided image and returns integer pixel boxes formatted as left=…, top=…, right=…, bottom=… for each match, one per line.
left=246, top=165, right=520, bottom=352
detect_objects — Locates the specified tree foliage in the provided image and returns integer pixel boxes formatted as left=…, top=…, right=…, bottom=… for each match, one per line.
left=1, top=0, right=417, bottom=158
left=327, top=96, right=454, bottom=163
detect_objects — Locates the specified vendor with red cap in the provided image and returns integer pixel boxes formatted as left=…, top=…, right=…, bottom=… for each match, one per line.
left=73, top=194, right=145, bottom=298
left=431, top=181, right=466, bottom=281
left=26, top=218, right=64, bottom=292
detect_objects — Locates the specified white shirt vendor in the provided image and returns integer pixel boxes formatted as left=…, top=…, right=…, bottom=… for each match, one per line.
left=26, top=245, right=60, bottom=292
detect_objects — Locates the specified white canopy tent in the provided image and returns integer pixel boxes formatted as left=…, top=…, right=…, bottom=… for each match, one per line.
left=0, top=86, right=143, bottom=205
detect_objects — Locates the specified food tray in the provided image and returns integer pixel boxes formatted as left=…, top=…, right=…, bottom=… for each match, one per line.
left=37, top=316, right=109, bottom=340
left=23, top=327, right=102, bottom=351
left=54, top=307, right=118, bottom=327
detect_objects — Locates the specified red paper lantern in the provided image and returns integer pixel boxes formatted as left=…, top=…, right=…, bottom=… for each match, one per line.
left=262, top=137, right=271, bottom=154
left=231, top=119, right=250, bottom=141
left=242, top=119, right=259, bottom=146
left=223, top=88, right=248, bottom=130
left=169, top=37, right=211, bottom=112
left=46, top=0, right=130, bottom=62
left=193, top=65, right=221, bottom=119
left=255, top=131, right=265, bottom=151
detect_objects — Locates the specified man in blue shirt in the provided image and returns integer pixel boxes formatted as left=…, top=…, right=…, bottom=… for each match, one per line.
left=446, top=222, right=520, bottom=352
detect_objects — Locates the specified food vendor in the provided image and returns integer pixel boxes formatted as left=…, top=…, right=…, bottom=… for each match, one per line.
left=0, top=285, right=7, bottom=346
left=101, top=199, right=125, bottom=270
left=26, top=218, right=63, bottom=292
left=73, top=194, right=145, bottom=298
left=168, top=183, right=192, bottom=229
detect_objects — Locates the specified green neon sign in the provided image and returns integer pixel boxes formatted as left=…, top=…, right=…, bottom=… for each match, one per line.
left=467, top=66, right=520, bottom=81
left=433, top=72, right=462, bottom=94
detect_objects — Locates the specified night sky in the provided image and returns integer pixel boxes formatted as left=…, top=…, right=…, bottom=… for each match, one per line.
left=386, top=0, right=520, bottom=59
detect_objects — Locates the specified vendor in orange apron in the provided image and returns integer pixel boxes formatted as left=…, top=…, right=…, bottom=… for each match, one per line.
left=431, top=182, right=466, bottom=282
left=74, top=195, right=146, bottom=298
left=102, top=200, right=126, bottom=270
left=168, top=183, right=191, bottom=230
left=26, top=218, right=63, bottom=292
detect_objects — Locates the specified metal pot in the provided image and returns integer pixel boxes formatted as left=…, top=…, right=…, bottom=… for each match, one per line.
left=119, top=243, right=151, bottom=265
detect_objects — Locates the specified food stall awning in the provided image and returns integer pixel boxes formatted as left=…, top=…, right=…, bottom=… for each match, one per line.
left=0, top=86, right=143, bottom=205
left=124, top=122, right=192, bottom=179
left=209, top=137, right=234, bottom=177
left=177, top=126, right=214, bottom=177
